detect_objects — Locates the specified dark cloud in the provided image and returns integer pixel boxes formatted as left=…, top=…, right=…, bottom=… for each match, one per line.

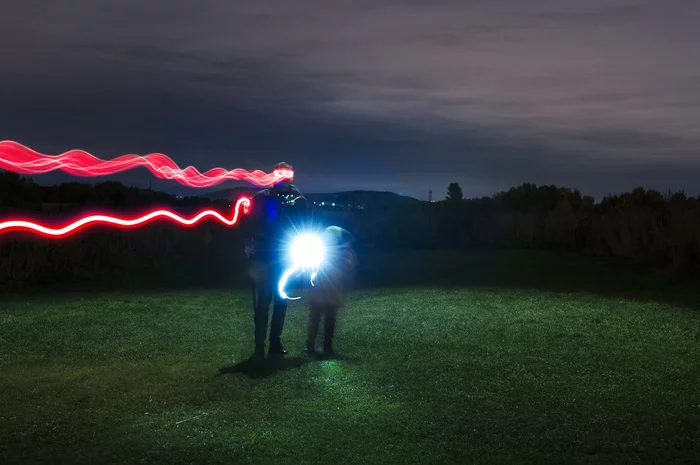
left=1, top=0, right=699, bottom=200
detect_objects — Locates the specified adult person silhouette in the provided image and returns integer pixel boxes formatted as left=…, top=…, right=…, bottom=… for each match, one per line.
left=242, top=162, right=307, bottom=360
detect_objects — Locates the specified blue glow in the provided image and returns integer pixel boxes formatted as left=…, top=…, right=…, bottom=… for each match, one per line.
left=278, top=233, right=326, bottom=300
left=278, top=265, right=301, bottom=300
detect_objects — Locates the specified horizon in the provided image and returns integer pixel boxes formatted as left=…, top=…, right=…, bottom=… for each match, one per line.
left=5, top=170, right=690, bottom=204
left=3, top=147, right=700, bottom=203
left=2, top=1, right=700, bottom=199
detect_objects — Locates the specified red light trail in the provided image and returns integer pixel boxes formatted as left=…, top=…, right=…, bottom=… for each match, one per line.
left=0, top=140, right=293, bottom=188
left=0, top=197, right=251, bottom=239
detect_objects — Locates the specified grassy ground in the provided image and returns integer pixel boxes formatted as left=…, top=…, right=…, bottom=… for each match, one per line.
left=1, top=251, right=700, bottom=464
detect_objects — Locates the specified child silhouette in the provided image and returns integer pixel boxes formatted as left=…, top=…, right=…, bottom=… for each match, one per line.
left=304, top=226, right=357, bottom=356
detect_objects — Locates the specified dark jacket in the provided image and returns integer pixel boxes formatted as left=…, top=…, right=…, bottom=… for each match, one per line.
left=243, top=183, right=307, bottom=262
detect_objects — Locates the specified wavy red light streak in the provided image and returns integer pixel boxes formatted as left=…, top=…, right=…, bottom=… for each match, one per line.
left=0, top=140, right=293, bottom=188
left=0, top=197, right=251, bottom=239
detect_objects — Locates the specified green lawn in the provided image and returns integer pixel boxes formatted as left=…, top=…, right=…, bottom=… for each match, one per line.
left=1, top=252, right=700, bottom=464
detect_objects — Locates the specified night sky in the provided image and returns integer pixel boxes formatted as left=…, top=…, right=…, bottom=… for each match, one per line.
left=1, top=1, right=699, bottom=200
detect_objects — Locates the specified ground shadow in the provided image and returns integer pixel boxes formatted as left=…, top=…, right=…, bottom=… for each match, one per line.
left=218, top=351, right=362, bottom=379
left=218, top=355, right=310, bottom=379
left=303, top=350, right=363, bottom=364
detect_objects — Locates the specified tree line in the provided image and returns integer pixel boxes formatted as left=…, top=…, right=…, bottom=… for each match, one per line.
left=2, top=171, right=700, bottom=287
left=0, top=171, right=214, bottom=211
left=428, top=182, right=699, bottom=271
left=332, top=181, right=700, bottom=274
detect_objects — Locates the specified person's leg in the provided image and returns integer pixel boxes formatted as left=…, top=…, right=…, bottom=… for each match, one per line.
left=323, top=305, right=339, bottom=354
left=306, top=303, right=322, bottom=351
left=253, top=276, right=272, bottom=358
left=269, top=283, right=288, bottom=354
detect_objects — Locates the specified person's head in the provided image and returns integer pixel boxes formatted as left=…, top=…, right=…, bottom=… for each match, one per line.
left=273, top=162, right=294, bottom=190
left=322, top=226, right=355, bottom=251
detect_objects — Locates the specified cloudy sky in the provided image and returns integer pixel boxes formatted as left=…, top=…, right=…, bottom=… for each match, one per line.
left=1, top=0, right=699, bottom=200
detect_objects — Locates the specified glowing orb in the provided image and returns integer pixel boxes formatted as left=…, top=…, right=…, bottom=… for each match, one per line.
left=290, top=234, right=326, bottom=269
left=278, top=233, right=326, bottom=300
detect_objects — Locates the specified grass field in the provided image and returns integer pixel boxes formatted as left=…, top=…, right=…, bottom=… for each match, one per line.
left=1, top=250, right=700, bottom=464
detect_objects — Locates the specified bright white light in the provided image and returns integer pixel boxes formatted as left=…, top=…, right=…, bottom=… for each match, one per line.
left=278, top=233, right=326, bottom=300
left=278, top=265, right=301, bottom=300
left=290, top=234, right=325, bottom=269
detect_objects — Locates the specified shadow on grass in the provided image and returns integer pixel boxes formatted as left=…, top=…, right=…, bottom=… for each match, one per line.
left=303, top=350, right=362, bottom=364
left=218, top=352, right=362, bottom=379
left=219, top=355, right=310, bottom=379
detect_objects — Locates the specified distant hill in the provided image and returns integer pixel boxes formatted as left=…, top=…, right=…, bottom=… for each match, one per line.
left=201, top=187, right=258, bottom=200
left=201, top=188, right=426, bottom=212
left=305, top=191, right=425, bottom=211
